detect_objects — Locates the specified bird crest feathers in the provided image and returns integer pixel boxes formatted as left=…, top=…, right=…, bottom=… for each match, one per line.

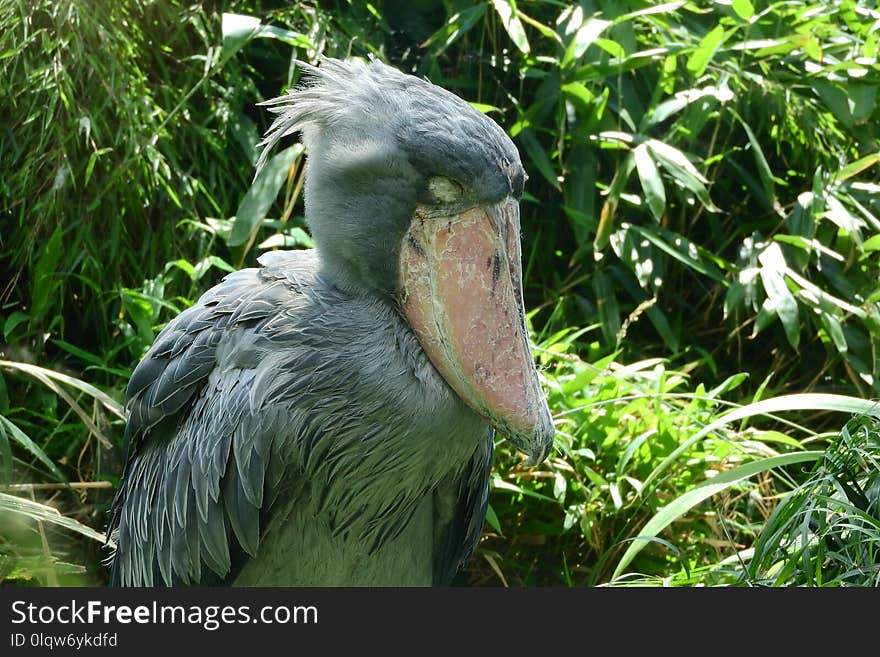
left=254, top=56, right=404, bottom=178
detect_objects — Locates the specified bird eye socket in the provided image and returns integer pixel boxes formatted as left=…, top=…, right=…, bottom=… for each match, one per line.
left=428, top=176, right=464, bottom=203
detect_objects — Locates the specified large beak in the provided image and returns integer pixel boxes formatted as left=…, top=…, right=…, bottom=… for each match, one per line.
left=399, top=196, right=554, bottom=465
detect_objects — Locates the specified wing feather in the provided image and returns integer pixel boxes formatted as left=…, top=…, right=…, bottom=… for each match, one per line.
left=108, top=252, right=320, bottom=586
left=432, top=429, right=494, bottom=584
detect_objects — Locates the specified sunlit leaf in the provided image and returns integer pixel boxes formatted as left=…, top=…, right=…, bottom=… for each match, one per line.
left=784, top=266, right=865, bottom=318
left=491, top=0, right=530, bottom=54
left=772, top=235, right=843, bottom=262
left=221, top=13, right=312, bottom=65
left=221, top=13, right=262, bottom=63
left=820, top=312, right=848, bottom=354
left=708, top=373, right=749, bottom=398
left=642, top=393, right=880, bottom=497
left=594, top=153, right=635, bottom=250
left=594, top=38, right=625, bottom=59
left=633, top=144, right=666, bottom=221
left=560, top=82, right=596, bottom=115
left=614, top=2, right=686, bottom=23
left=423, top=4, right=487, bottom=52
left=756, top=243, right=800, bottom=348
left=562, top=17, right=610, bottom=67
left=0, top=360, right=125, bottom=420
left=686, top=25, right=725, bottom=78
left=645, top=83, right=733, bottom=127
left=470, top=102, right=502, bottom=115
left=824, top=195, right=866, bottom=240
left=731, top=0, right=755, bottom=20
left=492, top=476, right=558, bottom=503
left=647, top=140, right=720, bottom=212
left=831, top=152, right=880, bottom=184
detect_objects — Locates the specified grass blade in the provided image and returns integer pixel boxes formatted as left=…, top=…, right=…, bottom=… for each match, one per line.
left=0, top=360, right=125, bottom=420
left=0, top=416, right=67, bottom=485
left=612, top=451, right=822, bottom=580
left=0, top=492, right=109, bottom=545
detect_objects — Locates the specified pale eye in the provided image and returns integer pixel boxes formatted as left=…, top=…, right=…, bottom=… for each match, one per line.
left=428, top=177, right=463, bottom=203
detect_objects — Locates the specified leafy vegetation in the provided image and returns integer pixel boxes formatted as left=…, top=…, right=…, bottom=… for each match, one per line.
left=747, top=414, right=880, bottom=586
left=1, top=0, right=878, bottom=586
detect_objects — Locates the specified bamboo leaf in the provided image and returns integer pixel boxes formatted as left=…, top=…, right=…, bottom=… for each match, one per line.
left=594, top=38, right=626, bottom=59
left=832, top=152, right=880, bottom=184
left=562, top=18, right=611, bottom=67
left=423, top=4, right=487, bottom=52
left=731, top=110, right=777, bottom=209
left=687, top=25, right=725, bottom=78
left=614, top=2, right=686, bottom=23
left=229, top=145, right=302, bottom=247
left=491, top=0, right=530, bottom=54
left=593, top=271, right=621, bottom=345
left=0, top=420, right=11, bottom=482
left=560, top=82, right=596, bottom=115
left=731, top=0, right=755, bottom=20
left=594, top=152, right=635, bottom=251
left=820, top=312, right=848, bottom=354
left=756, top=242, right=800, bottom=348
left=221, top=13, right=262, bottom=63
left=3, top=312, right=29, bottom=340
left=633, top=144, right=666, bottom=221
left=647, top=140, right=720, bottom=212
left=625, top=224, right=727, bottom=283
left=492, top=477, right=558, bottom=503
left=645, top=83, right=733, bottom=127
left=221, top=13, right=311, bottom=64
left=484, top=504, right=503, bottom=535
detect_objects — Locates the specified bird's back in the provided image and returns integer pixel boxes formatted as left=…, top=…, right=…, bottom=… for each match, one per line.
left=108, top=249, right=492, bottom=586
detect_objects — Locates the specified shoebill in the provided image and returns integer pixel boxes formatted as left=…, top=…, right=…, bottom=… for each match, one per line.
left=107, top=56, right=554, bottom=586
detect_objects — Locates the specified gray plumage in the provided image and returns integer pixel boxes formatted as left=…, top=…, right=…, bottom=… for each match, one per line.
left=108, top=57, right=546, bottom=586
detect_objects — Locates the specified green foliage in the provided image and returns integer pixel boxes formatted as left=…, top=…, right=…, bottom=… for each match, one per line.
left=1, top=0, right=878, bottom=586
left=747, top=415, right=880, bottom=586
left=408, top=0, right=880, bottom=396
left=476, top=326, right=878, bottom=585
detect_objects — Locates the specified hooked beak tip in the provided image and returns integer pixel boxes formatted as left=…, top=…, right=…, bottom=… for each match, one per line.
left=505, top=405, right=555, bottom=466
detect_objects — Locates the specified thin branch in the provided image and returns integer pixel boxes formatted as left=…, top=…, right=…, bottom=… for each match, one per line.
left=1, top=481, right=113, bottom=492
